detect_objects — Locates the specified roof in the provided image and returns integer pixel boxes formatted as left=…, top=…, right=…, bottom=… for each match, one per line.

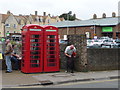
left=48, top=17, right=119, bottom=28
left=1, top=14, right=10, bottom=23
left=14, top=15, right=27, bottom=24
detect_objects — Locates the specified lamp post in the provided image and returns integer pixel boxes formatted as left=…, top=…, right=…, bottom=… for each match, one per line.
left=67, top=11, right=72, bottom=35
left=4, top=24, right=6, bottom=38
left=93, top=21, right=96, bottom=39
left=3, top=24, right=6, bottom=52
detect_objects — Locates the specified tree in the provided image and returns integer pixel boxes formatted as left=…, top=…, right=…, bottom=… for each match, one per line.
left=59, top=11, right=76, bottom=21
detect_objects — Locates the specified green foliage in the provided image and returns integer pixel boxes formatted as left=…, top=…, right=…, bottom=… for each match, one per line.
left=59, top=12, right=76, bottom=21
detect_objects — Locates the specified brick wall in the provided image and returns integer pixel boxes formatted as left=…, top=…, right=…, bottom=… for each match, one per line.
left=60, top=34, right=88, bottom=72
left=58, top=25, right=119, bottom=39
left=60, top=45, right=120, bottom=71
left=87, top=48, right=120, bottom=71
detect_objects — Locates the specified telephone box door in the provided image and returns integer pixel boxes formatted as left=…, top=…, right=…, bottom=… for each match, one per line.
left=43, top=26, right=60, bottom=72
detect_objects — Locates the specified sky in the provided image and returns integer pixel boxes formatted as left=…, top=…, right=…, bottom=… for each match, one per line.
left=0, top=0, right=119, bottom=20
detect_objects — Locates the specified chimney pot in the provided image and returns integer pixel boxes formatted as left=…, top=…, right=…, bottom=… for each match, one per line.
left=35, top=11, right=37, bottom=15
left=43, top=12, right=46, bottom=16
left=102, top=13, right=106, bottom=18
left=112, top=12, right=116, bottom=17
left=7, top=11, right=11, bottom=14
left=93, top=14, right=97, bottom=19
left=19, top=14, right=22, bottom=16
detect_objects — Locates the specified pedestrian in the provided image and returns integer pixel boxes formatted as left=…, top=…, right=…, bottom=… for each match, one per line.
left=64, top=44, right=76, bottom=74
left=4, top=39, right=13, bottom=73
left=11, top=45, right=19, bottom=70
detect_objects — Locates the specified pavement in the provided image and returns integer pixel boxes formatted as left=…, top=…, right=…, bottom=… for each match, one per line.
left=1, top=70, right=119, bottom=88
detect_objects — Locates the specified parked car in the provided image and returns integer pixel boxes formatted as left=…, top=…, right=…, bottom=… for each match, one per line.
left=101, top=39, right=116, bottom=48
left=99, top=36, right=110, bottom=41
left=93, top=39, right=103, bottom=46
left=115, top=39, right=120, bottom=48
left=87, top=39, right=94, bottom=48
left=59, top=40, right=68, bottom=44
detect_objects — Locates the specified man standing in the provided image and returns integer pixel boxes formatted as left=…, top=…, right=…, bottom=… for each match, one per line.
left=4, top=39, right=13, bottom=73
left=64, top=44, right=76, bottom=74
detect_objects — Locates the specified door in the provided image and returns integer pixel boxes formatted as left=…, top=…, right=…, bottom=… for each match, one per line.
left=29, top=32, right=43, bottom=73
left=43, top=26, right=60, bottom=72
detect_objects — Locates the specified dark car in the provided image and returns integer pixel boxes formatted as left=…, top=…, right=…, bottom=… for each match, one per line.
left=115, top=39, right=120, bottom=48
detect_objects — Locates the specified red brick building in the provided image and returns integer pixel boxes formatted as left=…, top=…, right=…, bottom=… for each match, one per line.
left=50, top=16, right=120, bottom=39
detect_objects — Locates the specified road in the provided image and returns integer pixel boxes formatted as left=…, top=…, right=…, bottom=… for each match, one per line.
left=42, top=79, right=119, bottom=88
left=9, top=79, right=119, bottom=88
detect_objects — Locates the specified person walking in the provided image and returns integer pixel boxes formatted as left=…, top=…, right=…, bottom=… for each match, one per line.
left=4, top=39, right=13, bottom=73
left=64, top=44, right=76, bottom=74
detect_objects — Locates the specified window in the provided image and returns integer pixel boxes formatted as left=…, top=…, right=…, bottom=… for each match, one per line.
left=48, top=19, right=50, bottom=23
left=39, top=18, right=41, bottom=22
left=13, top=24, right=17, bottom=28
left=40, top=17, right=43, bottom=22
left=5, top=24, right=10, bottom=27
left=35, top=18, right=37, bottom=21
left=35, top=17, right=39, bottom=22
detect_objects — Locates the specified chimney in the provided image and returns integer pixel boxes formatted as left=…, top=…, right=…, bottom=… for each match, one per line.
left=73, top=14, right=76, bottom=19
left=112, top=12, right=116, bottom=17
left=102, top=13, right=106, bottom=18
left=19, top=14, right=22, bottom=16
left=7, top=11, right=11, bottom=15
left=93, top=14, right=97, bottom=19
left=43, top=12, right=46, bottom=16
left=48, top=14, right=51, bottom=16
left=35, top=11, right=37, bottom=15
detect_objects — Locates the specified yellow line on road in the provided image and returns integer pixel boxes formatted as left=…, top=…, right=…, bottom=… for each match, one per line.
left=58, top=79, right=119, bottom=86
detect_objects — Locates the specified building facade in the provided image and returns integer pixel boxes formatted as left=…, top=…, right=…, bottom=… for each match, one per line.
left=0, top=11, right=65, bottom=38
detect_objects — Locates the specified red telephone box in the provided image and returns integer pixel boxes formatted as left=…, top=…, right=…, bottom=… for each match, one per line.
left=43, top=26, right=60, bottom=72
left=21, top=24, right=44, bottom=73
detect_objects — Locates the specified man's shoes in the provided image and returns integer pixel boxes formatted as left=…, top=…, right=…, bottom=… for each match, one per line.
left=5, top=71, right=12, bottom=73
